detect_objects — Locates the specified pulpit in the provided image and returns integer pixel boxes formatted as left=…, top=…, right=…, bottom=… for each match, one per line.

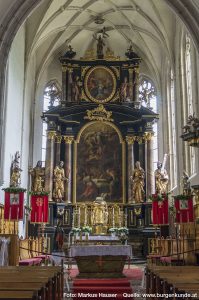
left=69, top=245, right=132, bottom=278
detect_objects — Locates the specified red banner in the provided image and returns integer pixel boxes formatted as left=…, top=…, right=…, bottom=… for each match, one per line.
left=4, top=192, right=24, bottom=220
left=174, top=197, right=194, bottom=223
left=30, top=195, right=49, bottom=223
left=152, top=195, right=168, bottom=225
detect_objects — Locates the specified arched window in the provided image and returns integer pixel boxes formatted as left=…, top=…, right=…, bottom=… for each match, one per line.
left=42, top=82, right=61, bottom=163
left=184, top=34, right=196, bottom=175
left=139, top=79, right=158, bottom=173
left=167, top=70, right=177, bottom=189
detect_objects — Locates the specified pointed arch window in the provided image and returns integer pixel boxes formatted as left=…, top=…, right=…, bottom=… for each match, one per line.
left=139, top=79, right=158, bottom=173
left=42, top=82, right=61, bottom=163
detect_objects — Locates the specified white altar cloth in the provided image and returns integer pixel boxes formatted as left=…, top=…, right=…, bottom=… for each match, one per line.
left=69, top=245, right=132, bottom=258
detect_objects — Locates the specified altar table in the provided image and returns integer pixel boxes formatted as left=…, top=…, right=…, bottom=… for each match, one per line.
left=69, top=245, right=132, bottom=278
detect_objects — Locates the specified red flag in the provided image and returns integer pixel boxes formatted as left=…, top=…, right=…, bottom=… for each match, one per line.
left=152, top=194, right=168, bottom=225
left=174, top=197, right=194, bottom=223
left=30, top=195, right=49, bottom=223
left=4, top=192, right=24, bottom=220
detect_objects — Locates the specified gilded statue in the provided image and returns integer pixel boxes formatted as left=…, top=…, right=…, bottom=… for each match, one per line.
left=10, top=151, right=22, bottom=187
left=91, top=199, right=108, bottom=226
left=53, top=161, right=67, bottom=202
left=154, top=162, right=169, bottom=194
left=29, top=160, right=45, bottom=193
left=131, top=161, right=145, bottom=203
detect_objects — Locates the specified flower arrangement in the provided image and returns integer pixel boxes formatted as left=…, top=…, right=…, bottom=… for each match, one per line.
left=108, top=227, right=118, bottom=233
left=81, top=226, right=92, bottom=233
left=29, top=191, right=49, bottom=196
left=71, top=227, right=81, bottom=234
left=174, top=194, right=192, bottom=200
left=117, top=227, right=129, bottom=235
left=2, top=187, right=26, bottom=193
left=148, top=193, right=169, bottom=202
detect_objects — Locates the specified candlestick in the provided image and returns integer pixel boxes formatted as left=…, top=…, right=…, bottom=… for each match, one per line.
left=112, top=207, right=115, bottom=227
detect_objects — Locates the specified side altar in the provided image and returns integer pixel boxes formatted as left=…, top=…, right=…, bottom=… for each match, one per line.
left=39, top=37, right=159, bottom=256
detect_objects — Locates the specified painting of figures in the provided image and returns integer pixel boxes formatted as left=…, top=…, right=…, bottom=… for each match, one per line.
left=76, top=123, right=122, bottom=202
left=85, top=67, right=115, bottom=102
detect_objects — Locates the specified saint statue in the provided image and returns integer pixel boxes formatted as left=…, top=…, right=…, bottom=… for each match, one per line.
left=29, top=160, right=45, bottom=193
left=91, top=198, right=108, bottom=226
left=93, top=34, right=105, bottom=58
left=72, top=76, right=82, bottom=103
left=182, top=171, right=191, bottom=195
left=10, top=151, right=22, bottom=187
left=53, top=161, right=67, bottom=202
left=131, top=161, right=145, bottom=203
left=154, top=162, right=169, bottom=194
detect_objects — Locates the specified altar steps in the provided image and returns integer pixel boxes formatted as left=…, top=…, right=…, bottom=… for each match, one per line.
left=72, top=278, right=133, bottom=299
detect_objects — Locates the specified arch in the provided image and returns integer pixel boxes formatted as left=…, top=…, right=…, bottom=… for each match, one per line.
left=76, top=121, right=124, bottom=144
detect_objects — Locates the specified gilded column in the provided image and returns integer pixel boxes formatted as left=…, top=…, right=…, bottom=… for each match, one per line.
left=63, top=135, right=74, bottom=204
left=45, top=131, right=56, bottom=201
left=55, top=135, right=62, bottom=165
left=126, top=136, right=136, bottom=203
left=144, top=132, right=154, bottom=197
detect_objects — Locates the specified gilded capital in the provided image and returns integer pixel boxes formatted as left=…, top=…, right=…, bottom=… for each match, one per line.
left=55, top=135, right=62, bottom=143
left=143, top=132, right=153, bottom=142
left=62, top=66, right=67, bottom=72
left=47, top=131, right=56, bottom=140
left=126, top=136, right=136, bottom=145
left=136, top=136, right=143, bottom=144
left=63, top=136, right=74, bottom=144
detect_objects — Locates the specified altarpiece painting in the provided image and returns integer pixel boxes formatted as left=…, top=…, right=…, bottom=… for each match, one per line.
left=76, top=122, right=122, bottom=202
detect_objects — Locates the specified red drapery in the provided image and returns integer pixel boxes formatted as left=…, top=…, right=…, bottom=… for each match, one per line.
left=152, top=195, right=168, bottom=225
left=174, top=197, right=194, bottom=223
left=30, top=195, right=49, bottom=223
left=4, top=192, right=24, bottom=220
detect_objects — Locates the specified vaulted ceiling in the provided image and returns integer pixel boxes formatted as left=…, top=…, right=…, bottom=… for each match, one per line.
left=24, top=0, right=179, bottom=87
left=1, top=0, right=199, bottom=89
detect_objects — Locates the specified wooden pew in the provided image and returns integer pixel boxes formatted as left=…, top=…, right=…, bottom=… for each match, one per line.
left=0, top=266, right=63, bottom=300
left=146, top=266, right=199, bottom=298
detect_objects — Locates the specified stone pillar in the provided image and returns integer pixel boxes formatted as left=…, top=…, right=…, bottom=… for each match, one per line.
left=144, top=132, right=154, bottom=197
left=126, top=136, right=136, bottom=203
left=45, top=131, right=56, bottom=201
left=63, top=135, right=74, bottom=204
left=55, top=135, right=62, bottom=165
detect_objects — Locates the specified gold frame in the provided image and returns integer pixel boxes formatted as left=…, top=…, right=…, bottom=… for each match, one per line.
left=84, top=66, right=117, bottom=103
left=73, top=121, right=126, bottom=204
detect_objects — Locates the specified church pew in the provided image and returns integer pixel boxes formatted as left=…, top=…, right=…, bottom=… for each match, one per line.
left=146, top=266, right=199, bottom=297
left=0, top=265, right=63, bottom=297
left=0, top=267, right=63, bottom=300
left=0, top=291, right=38, bottom=299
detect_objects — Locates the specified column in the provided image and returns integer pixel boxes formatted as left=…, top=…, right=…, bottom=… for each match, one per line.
left=45, top=131, right=56, bottom=201
left=144, top=132, right=154, bottom=197
left=126, top=136, right=136, bottom=203
left=61, top=66, right=67, bottom=105
left=67, top=67, right=73, bottom=103
left=128, top=68, right=133, bottom=103
left=55, top=135, right=62, bottom=165
left=132, top=66, right=141, bottom=109
left=63, top=135, right=74, bottom=204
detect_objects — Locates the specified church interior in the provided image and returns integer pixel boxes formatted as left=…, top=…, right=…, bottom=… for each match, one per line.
left=0, top=0, right=199, bottom=299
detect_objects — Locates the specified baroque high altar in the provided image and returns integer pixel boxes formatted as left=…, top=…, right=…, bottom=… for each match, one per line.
left=43, top=39, right=158, bottom=254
